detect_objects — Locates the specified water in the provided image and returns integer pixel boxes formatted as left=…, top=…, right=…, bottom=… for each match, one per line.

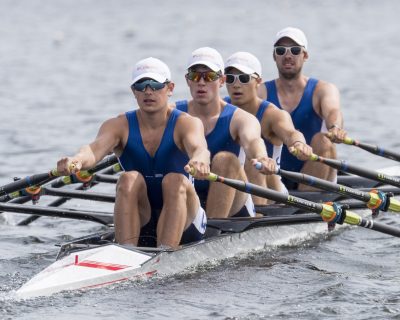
left=1, top=0, right=400, bottom=318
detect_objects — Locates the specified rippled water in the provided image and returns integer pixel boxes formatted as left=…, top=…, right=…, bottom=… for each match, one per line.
left=1, top=0, right=400, bottom=319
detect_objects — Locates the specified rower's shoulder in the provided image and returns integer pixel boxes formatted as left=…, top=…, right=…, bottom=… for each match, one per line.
left=314, top=79, right=339, bottom=96
left=100, top=113, right=128, bottom=128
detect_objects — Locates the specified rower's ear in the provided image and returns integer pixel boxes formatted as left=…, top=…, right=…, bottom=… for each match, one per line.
left=219, top=74, right=225, bottom=88
left=167, top=82, right=175, bottom=95
left=303, top=50, right=309, bottom=61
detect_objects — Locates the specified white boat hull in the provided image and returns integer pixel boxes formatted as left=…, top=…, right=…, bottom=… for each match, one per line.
left=16, top=213, right=364, bottom=299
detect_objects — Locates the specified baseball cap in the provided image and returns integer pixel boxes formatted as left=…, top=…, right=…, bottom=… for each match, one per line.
left=132, top=57, right=171, bottom=84
left=225, top=52, right=262, bottom=77
left=274, top=27, right=308, bottom=50
left=187, top=47, right=224, bottom=72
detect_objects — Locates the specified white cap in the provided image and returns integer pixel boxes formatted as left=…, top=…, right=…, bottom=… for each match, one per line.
left=225, top=52, right=262, bottom=77
left=274, top=27, right=308, bottom=50
left=132, top=57, right=171, bottom=84
left=187, top=47, right=224, bottom=72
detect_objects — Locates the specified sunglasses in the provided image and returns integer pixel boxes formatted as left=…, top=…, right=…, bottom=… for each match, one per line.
left=132, top=79, right=167, bottom=92
left=274, top=46, right=303, bottom=56
left=225, top=74, right=255, bottom=85
left=186, top=71, right=221, bottom=82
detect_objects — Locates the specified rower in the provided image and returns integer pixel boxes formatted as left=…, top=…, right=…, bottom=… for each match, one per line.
left=56, top=57, right=211, bottom=249
left=258, top=27, right=347, bottom=190
left=175, top=47, right=276, bottom=220
left=224, top=51, right=313, bottom=205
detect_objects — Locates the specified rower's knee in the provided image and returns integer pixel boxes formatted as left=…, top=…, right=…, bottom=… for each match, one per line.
left=212, top=151, right=240, bottom=172
left=162, top=173, right=189, bottom=199
left=310, top=132, right=336, bottom=158
left=116, top=171, right=146, bottom=195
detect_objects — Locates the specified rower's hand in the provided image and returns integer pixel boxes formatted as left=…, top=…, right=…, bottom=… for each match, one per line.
left=57, top=157, right=82, bottom=176
left=327, top=126, right=347, bottom=143
left=250, top=155, right=276, bottom=175
left=184, top=160, right=210, bottom=180
left=288, top=141, right=313, bottom=161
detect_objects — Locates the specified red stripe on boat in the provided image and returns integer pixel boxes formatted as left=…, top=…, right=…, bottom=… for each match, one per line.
left=82, top=270, right=157, bottom=289
left=75, top=260, right=131, bottom=271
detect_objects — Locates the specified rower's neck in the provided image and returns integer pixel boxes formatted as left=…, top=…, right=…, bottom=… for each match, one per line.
left=276, top=74, right=308, bottom=93
left=236, top=96, right=263, bottom=116
left=189, top=98, right=225, bottom=118
left=137, top=107, right=169, bottom=129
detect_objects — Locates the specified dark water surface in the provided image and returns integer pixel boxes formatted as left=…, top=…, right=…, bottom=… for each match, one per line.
left=1, top=0, right=400, bottom=319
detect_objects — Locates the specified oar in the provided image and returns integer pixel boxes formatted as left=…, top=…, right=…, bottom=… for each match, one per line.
left=201, top=172, right=400, bottom=238
left=341, top=136, right=400, bottom=162
left=267, top=166, right=400, bottom=212
left=0, top=154, right=119, bottom=202
left=0, top=202, right=113, bottom=226
left=308, top=154, right=400, bottom=188
left=14, top=155, right=120, bottom=225
left=0, top=170, right=59, bottom=197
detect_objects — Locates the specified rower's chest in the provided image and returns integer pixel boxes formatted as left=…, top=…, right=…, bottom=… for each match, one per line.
left=140, top=127, right=166, bottom=157
left=278, top=91, right=304, bottom=113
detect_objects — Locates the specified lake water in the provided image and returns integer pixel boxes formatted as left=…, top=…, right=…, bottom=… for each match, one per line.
left=1, top=0, right=400, bottom=319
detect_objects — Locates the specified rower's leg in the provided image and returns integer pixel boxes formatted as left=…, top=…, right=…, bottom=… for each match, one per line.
left=114, top=171, right=151, bottom=245
left=157, top=173, right=199, bottom=248
left=299, top=132, right=337, bottom=191
left=206, top=151, right=248, bottom=218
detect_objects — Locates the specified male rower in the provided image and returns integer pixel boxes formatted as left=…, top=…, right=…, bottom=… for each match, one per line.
left=224, top=51, right=313, bottom=204
left=57, top=57, right=210, bottom=249
left=175, top=47, right=276, bottom=219
left=258, top=27, right=347, bottom=190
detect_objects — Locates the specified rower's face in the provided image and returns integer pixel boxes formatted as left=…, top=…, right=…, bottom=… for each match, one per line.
left=185, top=65, right=224, bottom=105
left=132, top=79, right=174, bottom=113
left=225, top=67, right=261, bottom=107
left=273, top=37, right=308, bottom=79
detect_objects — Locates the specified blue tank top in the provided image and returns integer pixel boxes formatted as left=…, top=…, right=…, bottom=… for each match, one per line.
left=118, top=109, right=188, bottom=209
left=176, top=100, right=240, bottom=198
left=265, top=78, right=321, bottom=173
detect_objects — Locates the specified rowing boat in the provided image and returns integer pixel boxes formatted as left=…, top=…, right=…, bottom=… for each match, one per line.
left=12, top=163, right=400, bottom=299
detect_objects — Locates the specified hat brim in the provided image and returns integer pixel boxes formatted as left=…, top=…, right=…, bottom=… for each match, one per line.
left=225, top=63, right=258, bottom=76
left=274, top=36, right=307, bottom=50
left=132, top=72, right=168, bottom=84
left=187, top=61, right=221, bottom=72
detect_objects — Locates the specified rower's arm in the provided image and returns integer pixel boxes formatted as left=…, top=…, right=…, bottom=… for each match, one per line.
left=176, top=114, right=210, bottom=177
left=231, top=109, right=275, bottom=174
left=265, top=106, right=312, bottom=160
left=265, top=105, right=305, bottom=146
left=57, top=116, right=126, bottom=174
left=316, top=82, right=343, bottom=128
left=316, top=82, right=346, bottom=142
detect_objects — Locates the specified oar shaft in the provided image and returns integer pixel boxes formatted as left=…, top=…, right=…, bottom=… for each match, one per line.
left=0, top=202, right=113, bottom=225
left=311, top=154, right=400, bottom=188
left=208, top=174, right=324, bottom=214
left=344, top=137, right=400, bottom=162
left=278, top=169, right=372, bottom=203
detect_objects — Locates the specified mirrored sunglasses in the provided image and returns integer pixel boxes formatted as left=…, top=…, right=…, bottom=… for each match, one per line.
left=225, top=74, right=254, bottom=85
left=274, top=46, right=303, bottom=56
left=132, top=79, right=167, bottom=92
left=186, top=71, right=221, bottom=82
